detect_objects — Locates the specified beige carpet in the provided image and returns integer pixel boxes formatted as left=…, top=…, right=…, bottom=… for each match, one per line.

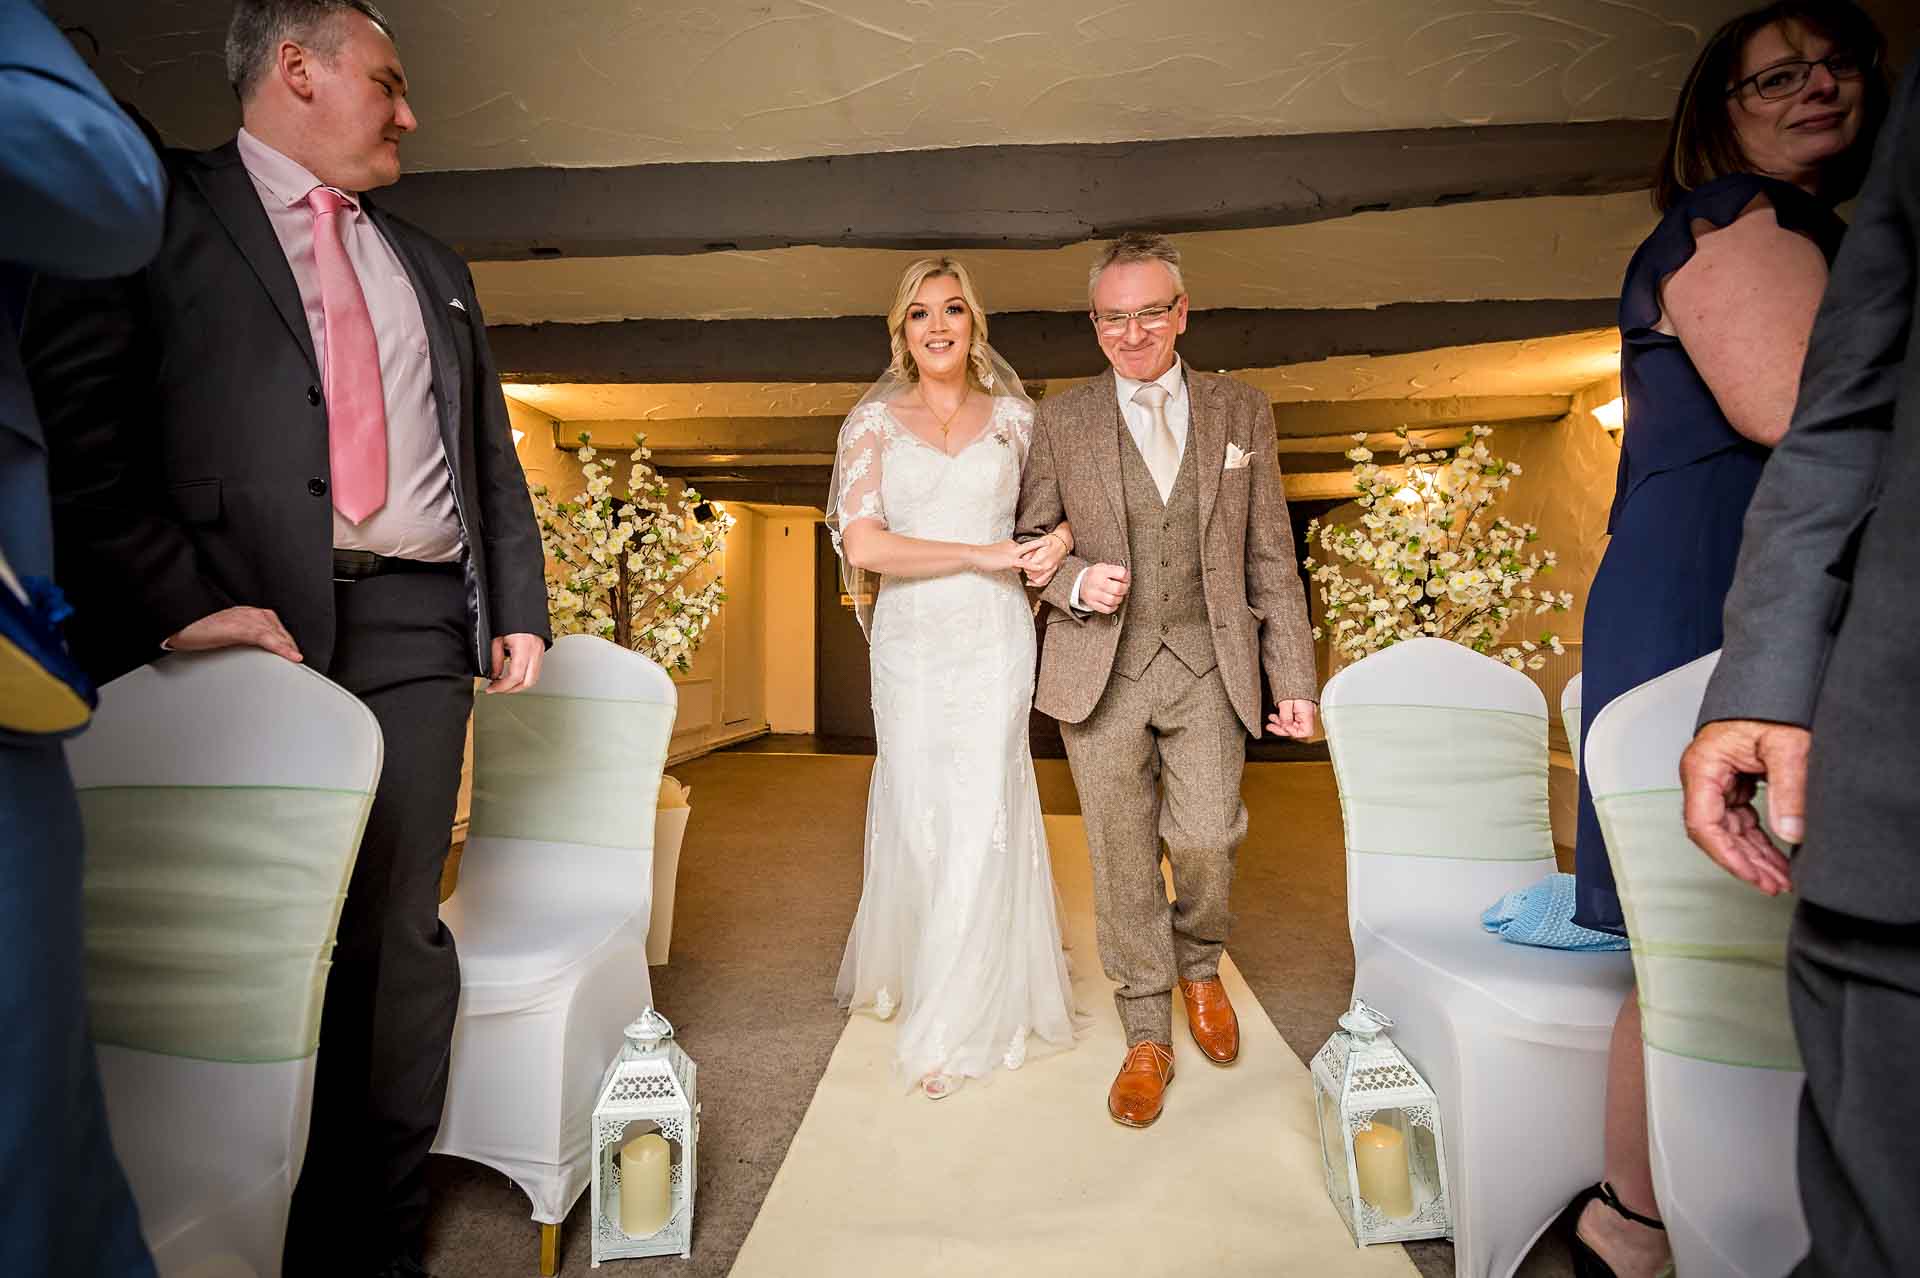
left=729, top=815, right=1419, bottom=1278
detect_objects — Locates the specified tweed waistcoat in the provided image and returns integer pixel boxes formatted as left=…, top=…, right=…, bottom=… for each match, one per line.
left=1112, top=429, right=1215, bottom=680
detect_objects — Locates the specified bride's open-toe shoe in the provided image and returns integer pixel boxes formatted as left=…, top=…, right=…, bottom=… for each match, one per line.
left=919, top=1073, right=955, bottom=1100
left=1567, top=1181, right=1668, bottom=1278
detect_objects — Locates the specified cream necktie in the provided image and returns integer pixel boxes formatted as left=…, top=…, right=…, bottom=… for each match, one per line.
left=1132, top=382, right=1180, bottom=503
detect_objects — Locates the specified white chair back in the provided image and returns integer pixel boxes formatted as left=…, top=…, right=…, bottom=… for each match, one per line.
left=436, top=634, right=674, bottom=1241
left=459, top=634, right=676, bottom=920
left=1561, top=672, right=1583, bottom=776
left=1322, top=638, right=1557, bottom=936
left=65, top=649, right=381, bottom=1277
left=1584, top=650, right=1807, bottom=1276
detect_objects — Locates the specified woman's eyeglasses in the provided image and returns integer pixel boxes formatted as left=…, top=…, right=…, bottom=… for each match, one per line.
left=1728, top=49, right=1873, bottom=102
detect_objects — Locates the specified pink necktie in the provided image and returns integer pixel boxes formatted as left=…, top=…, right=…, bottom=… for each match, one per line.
left=306, top=186, right=387, bottom=523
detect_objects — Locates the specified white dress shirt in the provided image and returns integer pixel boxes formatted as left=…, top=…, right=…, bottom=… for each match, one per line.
left=1069, top=361, right=1189, bottom=611
left=236, top=128, right=463, bottom=562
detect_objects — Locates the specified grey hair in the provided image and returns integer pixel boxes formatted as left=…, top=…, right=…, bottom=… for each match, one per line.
left=226, top=0, right=396, bottom=101
left=1087, top=232, right=1186, bottom=308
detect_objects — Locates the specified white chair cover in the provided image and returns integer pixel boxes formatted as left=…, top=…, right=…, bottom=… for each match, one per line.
left=433, top=635, right=671, bottom=1228
left=1585, top=651, right=1807, bottom=1277
left=65, top=650, right=382, bottom=1278
left=1322, top=638, right=1633, bottom=1278
left=1561, top=673, right=1583, bottom=776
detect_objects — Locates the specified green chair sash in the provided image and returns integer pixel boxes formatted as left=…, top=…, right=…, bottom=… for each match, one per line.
left=1595, top=788, right=1799, bottom=1070
left=1324, top=703, right=1553, bottom=861
left=468, top=693, right=674, bottom=850
left=79, top=784, right=370, bottom=1062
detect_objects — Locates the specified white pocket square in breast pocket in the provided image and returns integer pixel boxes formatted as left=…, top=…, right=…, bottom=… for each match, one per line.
left=1224, top=442, right=1256, bottom=470
left=448, top=298, right=467, bottom=312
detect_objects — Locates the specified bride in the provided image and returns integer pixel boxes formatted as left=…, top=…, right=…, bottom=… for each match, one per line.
left=827, top=257, right=1085, bottom=1098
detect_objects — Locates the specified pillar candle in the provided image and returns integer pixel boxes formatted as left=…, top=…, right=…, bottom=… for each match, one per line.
left=1352, top=1120, right=1414, bottom=1218
left=618, top=1132, right=672, bottom=1237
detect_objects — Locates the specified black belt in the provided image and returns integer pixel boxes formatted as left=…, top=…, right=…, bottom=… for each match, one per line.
left=331, top=549, right=464, bottom=582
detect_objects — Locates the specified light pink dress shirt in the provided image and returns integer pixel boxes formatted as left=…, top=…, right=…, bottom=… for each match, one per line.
left=236, top=128, right=464, bottom=562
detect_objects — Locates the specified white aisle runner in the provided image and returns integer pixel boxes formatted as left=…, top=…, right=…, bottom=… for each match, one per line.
left=729, top=816, right=1419, bottom=1277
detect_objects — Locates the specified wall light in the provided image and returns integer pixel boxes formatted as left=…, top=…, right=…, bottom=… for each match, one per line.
left=1592, top=396, right=1626, bottom=435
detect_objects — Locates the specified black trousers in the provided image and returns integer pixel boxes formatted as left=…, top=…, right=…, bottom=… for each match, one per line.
left=285, top=568, right=474, bottom=1274
left=1788, top=900, right=1920, bottom=1278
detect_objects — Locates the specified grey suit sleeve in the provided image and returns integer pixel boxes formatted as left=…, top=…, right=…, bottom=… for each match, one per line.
left=1698, top=61, right=1917, bottom=730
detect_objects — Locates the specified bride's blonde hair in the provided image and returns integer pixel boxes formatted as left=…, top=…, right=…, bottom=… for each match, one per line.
left=885, top=257, right=995, bottom=388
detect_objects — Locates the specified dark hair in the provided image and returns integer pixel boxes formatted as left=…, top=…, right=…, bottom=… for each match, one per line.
left=1654, top=1, right=1887, bottom=211
left=225, top=0, right=395, bottom=102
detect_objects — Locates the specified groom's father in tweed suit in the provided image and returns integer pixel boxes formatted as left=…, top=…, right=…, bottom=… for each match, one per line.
left=1017, top=234, right=1318, bottom=1127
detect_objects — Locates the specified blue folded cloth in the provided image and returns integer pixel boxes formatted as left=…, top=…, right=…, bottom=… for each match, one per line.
left=1481, top=873, right=1630, bottom=951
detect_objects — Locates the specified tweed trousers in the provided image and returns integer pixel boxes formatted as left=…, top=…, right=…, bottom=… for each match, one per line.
left=1061, top=645, right=1248, bottom=1045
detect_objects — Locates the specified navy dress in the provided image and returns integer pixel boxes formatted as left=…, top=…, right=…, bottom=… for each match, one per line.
left=1573, top=174, right=1847, bottom=935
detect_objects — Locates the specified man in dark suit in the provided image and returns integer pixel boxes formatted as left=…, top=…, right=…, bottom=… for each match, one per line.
left=1680, top=57, right=1919, bottom=1278
left=1, top=1, right=165, bottom=1273
left=24, top=4, right=551, bottom=1275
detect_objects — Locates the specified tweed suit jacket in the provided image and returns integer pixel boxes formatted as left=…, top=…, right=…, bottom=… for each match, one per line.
left=1016, top=362, right=1317, bottom=732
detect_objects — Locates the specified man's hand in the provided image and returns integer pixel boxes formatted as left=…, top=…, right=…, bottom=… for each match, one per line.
left=166, top=606, right=302, bottom=663
left=1267, top=699, right=1318, bottom=739
left=1078, top=563, right=1130, bottom=613
left=1679, top=718, right=1808, bottom=896
left=487, top=633, right=545, bottom=694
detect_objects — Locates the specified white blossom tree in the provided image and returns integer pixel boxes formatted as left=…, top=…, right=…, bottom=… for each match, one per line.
left=1305, top=425, right=1572, bottom=671
left=531, top=433, right=732, bottom=674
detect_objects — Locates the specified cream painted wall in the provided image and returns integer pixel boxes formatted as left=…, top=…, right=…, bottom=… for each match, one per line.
left=762, top=515, right=820, bottom=734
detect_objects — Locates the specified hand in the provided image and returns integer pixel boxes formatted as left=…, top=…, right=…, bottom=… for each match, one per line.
left=166, top=606, right=302, bottom=663
left=1078, top=563, right=1130, bottom=613
left=487, top=632, right=546, bottom=694
left=1267, top=699, right=1317, bottom=739
left=971, top=540, right=1029, bottom=573
left=1018, top=533, right=1068, bottom=587
left=1680, top=719, right=1806, bottom=895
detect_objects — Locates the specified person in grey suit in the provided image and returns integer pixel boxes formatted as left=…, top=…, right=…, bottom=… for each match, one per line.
left=23, top=4, right=550, bottom=1274
left=0, top=0, right=165, bottom=1272
left=1681, top=55, right=1920, bottom=1278
left=1016, top=234, right=1319, bottom=1128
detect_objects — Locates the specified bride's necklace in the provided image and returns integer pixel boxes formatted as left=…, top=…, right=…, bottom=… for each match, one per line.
left=918, top=385, right=969, bottom=445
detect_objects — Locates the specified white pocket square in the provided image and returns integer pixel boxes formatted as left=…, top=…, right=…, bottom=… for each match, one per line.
left=1224, top=443, right=1255, bottom=470
left=448, top=298, right=467, bottom=312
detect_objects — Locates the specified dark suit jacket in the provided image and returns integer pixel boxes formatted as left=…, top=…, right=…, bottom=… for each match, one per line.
left=1699, top=60, right=1920, bottom=922
left=22, top=139, right=550, bottom=683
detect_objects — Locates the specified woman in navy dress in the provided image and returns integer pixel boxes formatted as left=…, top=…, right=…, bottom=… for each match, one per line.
left=1568, top=5, right=1887, bottom=1276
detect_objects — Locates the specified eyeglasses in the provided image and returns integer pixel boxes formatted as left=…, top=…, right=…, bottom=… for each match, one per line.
left=1092, top=300, right=1181, bottom=336
left=1727, top=49, right=1872, bottom=101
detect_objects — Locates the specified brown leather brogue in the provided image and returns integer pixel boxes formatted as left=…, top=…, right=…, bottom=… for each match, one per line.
left=1180, top=976, right=1240, bottom=1064
left=1108, top=1041, right=1176, bottom=1127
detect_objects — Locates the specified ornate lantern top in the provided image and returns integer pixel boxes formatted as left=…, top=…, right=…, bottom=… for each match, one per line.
left=624, top=1007, right=675, bottom=1053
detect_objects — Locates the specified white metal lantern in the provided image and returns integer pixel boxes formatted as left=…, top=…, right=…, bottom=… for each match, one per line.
left=1310, top=998, right=1451, bottom=1246
left=590, top=1008, right=699, bottom=1265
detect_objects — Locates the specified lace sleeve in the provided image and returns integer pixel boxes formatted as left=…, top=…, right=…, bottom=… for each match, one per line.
left=825, top=403, right=889, bottom=553
left=1003, top=398, right=1035, bottom=473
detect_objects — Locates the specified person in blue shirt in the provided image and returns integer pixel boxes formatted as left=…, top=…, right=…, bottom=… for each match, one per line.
left=0, top=1, right=166, bottom=1272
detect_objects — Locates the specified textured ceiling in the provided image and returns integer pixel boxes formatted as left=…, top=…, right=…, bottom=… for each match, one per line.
left=471, top=190, right=1650, bottom=323
left=502, top=328, right=1621, bottom=427
left=64, top=0, right=1759, bottom=170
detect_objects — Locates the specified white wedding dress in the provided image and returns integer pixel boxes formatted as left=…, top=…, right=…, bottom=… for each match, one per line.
left=829, top=395, right=1082, bottom=1089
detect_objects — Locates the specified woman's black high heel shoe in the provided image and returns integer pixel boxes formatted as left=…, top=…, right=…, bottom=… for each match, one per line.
left=1567, top=1181, right=1667, bottom=1278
